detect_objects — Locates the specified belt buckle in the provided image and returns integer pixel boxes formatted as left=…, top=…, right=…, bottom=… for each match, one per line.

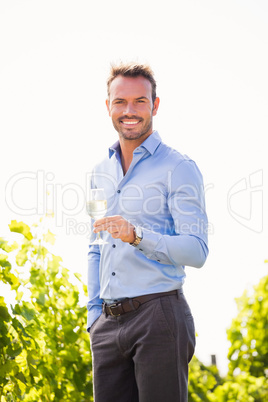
left=108, top=302, right=121, bottom=317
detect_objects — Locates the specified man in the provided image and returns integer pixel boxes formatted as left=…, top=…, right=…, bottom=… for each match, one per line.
left=87, top=62, right=209, bottom=402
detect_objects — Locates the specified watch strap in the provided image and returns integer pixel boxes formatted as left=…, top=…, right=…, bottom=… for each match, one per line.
left=130, top=227, right=142, bottom=247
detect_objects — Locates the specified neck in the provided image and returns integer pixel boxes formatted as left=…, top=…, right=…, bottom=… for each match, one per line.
left=118, top=131, right=153, bottom=174
left=119, top=140, right=136, bottom=175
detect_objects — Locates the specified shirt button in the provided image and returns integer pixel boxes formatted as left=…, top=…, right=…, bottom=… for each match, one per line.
left=112, top=272, right=116, bottom=276
left=112, top=244, right=116, bottom=248
left=139, top=248, right=143, bottom=251
left=117, top=189, right=121, bottom=194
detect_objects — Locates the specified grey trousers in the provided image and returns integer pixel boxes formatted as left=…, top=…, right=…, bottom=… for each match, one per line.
left=90, top=291, right=195, bottom=402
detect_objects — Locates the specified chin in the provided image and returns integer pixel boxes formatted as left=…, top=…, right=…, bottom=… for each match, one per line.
left=121, top=132, right=144, bottom=140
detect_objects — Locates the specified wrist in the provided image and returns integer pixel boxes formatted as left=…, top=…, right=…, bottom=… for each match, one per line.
left=130, top=226, right=143, bottom=247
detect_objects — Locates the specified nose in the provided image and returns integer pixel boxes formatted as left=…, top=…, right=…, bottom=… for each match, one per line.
left=123, top=102, right=136, bottom=115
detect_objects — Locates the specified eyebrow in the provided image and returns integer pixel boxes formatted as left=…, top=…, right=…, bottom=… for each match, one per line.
left=136, top=96, right=149, bottom=101
left=112, top=98, right=125, bottom=103
left=112, top=96, right=149, bottom=103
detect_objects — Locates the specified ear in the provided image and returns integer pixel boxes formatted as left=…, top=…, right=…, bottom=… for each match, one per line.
left=106, top=99, right=111, bottom=116
left=152, top=97, right=160, bottom=116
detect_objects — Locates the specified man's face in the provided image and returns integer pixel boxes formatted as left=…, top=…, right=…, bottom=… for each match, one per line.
left=106, top=75, right=159, bottom=142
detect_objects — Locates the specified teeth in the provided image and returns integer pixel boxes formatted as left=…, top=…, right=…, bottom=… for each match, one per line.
left=122, top=121, right=139, bottom=125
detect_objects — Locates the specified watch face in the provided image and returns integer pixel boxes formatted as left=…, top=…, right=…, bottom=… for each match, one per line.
left=135, top=226, right=143, bottom=239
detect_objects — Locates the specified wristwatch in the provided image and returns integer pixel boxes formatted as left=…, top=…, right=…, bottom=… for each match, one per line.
left=130, top=226, right=143, bottom=247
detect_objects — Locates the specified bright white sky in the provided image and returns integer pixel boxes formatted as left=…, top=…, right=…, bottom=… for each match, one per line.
left=1, top=0, right=267, bottom=375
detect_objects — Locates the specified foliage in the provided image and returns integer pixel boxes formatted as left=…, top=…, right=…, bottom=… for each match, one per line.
left=207, top=373, right=268, bottom=402
left=0, top=220, right=92, bottom=401
left=188, top=272, right=268, bottom=401
left=227, top=274, right=268, bottom=379
left=188, top=356, right=222, bottom=401
left=1, top=219, right=267, bottom=401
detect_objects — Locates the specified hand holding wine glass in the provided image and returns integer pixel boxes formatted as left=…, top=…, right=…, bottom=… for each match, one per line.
left=86, top=188, right=108, bottom=245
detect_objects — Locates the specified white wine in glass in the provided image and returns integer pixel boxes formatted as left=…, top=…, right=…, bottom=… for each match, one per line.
left=86, top=188, right=108, bottom=245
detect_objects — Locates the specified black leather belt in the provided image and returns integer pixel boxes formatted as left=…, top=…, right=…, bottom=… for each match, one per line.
left=102, top=289, right=183, bottom=317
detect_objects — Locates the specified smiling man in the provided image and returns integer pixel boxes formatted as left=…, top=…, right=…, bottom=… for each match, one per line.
left=107, top=74, right=158, bottom=139
left=106, top=73, right=160, bottom=175
left=87, top=62, right=209, bottom=402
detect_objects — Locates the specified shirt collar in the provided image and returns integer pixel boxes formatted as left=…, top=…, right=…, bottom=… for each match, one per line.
left=108, top=131, right=162, bottom=159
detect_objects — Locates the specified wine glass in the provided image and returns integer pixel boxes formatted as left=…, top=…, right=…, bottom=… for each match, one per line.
left=86, top=188, right=108, bottom=245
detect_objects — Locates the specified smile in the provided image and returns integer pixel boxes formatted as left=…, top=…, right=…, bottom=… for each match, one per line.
left=120, top=120, right=140, bottom=126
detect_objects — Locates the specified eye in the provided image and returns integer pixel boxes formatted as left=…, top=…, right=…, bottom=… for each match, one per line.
left=113, top=99, right=124, bottom=105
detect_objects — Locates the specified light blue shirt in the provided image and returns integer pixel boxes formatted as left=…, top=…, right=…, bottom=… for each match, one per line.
left=87, top=131, right=208, bottom=330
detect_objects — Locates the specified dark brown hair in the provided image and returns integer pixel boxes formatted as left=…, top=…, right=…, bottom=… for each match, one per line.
left=107, top=62, right=157, bottom=103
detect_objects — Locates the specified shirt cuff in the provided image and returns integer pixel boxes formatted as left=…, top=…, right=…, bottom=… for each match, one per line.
left=87, top=305, right=102, bottom=332
left=136, top=228, right=172, bottom=265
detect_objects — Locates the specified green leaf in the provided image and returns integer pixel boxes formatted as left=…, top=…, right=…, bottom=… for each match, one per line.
left=29, top=364, right=39, bottom=377
left=73, top=370, right=84, bottom=391
left=0, top=360, right=17, bottom=377
left=65, top=290, right=79, bottom=307
left=74, top=272, right=82, bottom=281
left=0, top=260, right=20, bottom=289
left=9, top=220, right=33, bottom=240
left=64, top=328, right=79, bottom=343
left=15, top=244, right=29, bottom=266
left=43, top=230, right=56, bottom=245
left=58, top=349, right=75, bottom=362
left=0, top=297, right=10, bottom=321
left=0, top=253, right=12, bottom=269
left=0, top=238, right=19, bottom=253
left=16, top=371, right=27, bottom=385
left=47, top=255, right=61, bottom=275
left=16, top=291, right=24, bottom=301
left=7, top=343, right=23, bottom=358
left=36, top=291, right=46, bottom=306
left=20, top=302, right=36, bottom=321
